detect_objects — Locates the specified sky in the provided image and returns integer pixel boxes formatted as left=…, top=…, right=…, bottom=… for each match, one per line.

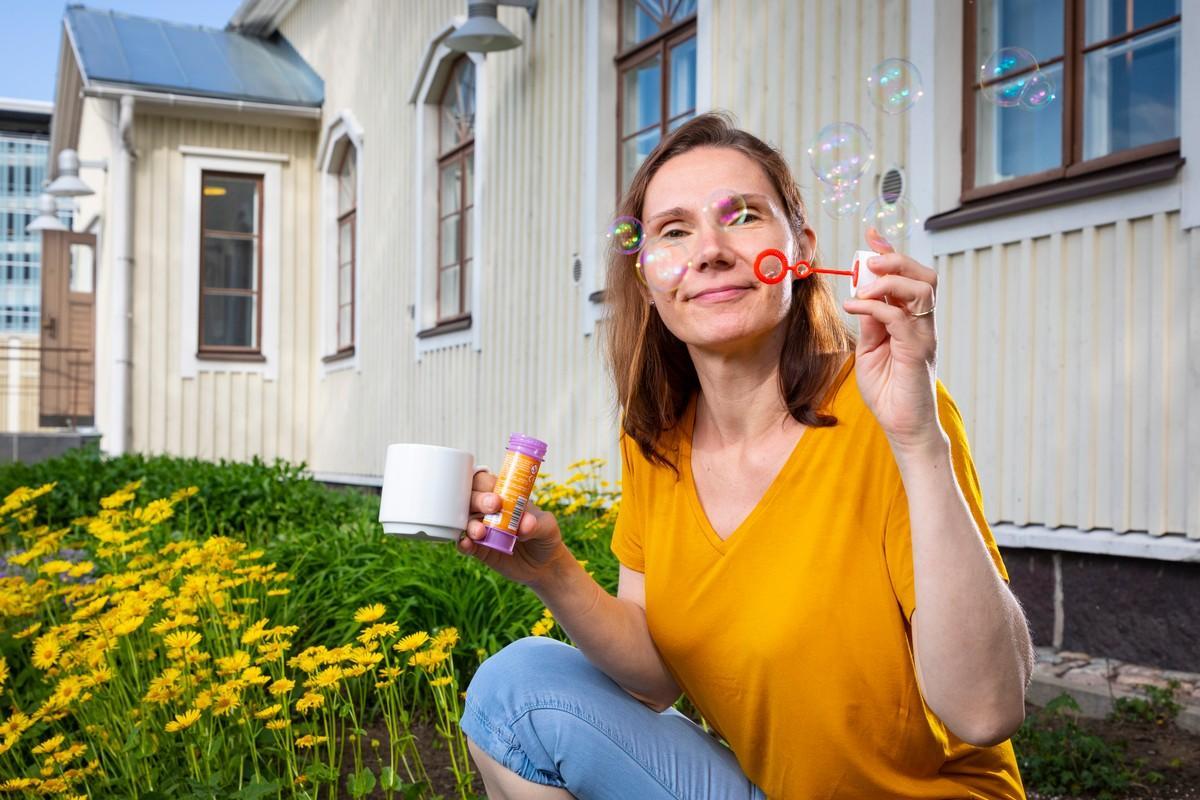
left=0, top=1, right=244, bottom=103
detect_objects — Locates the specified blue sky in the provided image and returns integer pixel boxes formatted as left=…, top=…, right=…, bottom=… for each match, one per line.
left=0, top=1, right=244, bottom=103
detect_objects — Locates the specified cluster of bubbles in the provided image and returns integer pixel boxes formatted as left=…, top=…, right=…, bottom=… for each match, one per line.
left=980, top=47, right=1056, bottom=111
left=606, top=190, right=765, bottom=293
left=808, top=120, right=918, bottom=239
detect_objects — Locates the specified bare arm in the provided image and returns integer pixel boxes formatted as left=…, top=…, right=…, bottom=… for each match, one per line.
left=530, top=556, right=682, bottom=712
left=900, top=438, right=1035, bottom=747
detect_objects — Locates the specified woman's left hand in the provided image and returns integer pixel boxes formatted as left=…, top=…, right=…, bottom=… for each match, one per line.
left=842, top=227, right=943, bottom=452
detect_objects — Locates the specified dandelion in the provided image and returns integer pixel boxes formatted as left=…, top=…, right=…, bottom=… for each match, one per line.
left=211, top=690, right=240, bottom=717
left=268, top=677, right=295, bottom=696
left=31, top=635, right=60, bottom=670
left=216, top=650, right=252, bottom=675
left=393, top=631, right=430, bottom=653
left=241, top=618, right=270, bottom=645
left=14, top=622, right=42, bottom=639
left=165, top=709, right=201, bottom=733
left=430, top=676, right=453, bottom=687
left=432, top=626, right=460, bottom=649
left=295, top=692, right=325, bottom=713
left=31, top=734, right=64, bottom=754
left=112, top=616, right=145, bottom=636
left=294, top=734, right=328, bottom=749
left=265, top=719, right=289, bottom=731
left=305, top=666, right=343, bottom=690
left=163, top=630, right=202, bottom=650
left=354, top=603, right=386, bottom=623
left=254, top=704, right=282, bottom=719
left=358, top=621, right=399, bottom=644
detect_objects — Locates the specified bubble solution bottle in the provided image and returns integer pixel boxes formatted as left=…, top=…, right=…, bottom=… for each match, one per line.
left=479, top=434, right=548, bottom=555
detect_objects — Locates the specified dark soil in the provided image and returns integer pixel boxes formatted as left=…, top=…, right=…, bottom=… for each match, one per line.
left=336, top=717, right=484, bottom=799
left=1024, top=707, right=1200, bottom=800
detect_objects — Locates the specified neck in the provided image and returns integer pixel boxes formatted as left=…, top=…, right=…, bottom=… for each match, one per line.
left=688, top=324, right=795, bottom=449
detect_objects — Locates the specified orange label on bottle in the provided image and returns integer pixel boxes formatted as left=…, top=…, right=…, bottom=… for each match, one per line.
left=482, top=450, right=541, bottom=534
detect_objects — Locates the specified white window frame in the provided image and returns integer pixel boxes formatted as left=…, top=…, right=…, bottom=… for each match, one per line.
left=577, top=0, right=712, bottom=336
left=179, top=146, right=284, bottom=379
left=409, top=22, right=485, bottom=360
left=316, top=110, right=365, bottom=377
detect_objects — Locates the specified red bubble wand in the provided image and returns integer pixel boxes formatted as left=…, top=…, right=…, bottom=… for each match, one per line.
left=753, top=248, right=878, bottom=296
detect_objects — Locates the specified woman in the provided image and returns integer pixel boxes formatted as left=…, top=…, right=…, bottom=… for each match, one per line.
left=456, top=113, right=1033, bottom=799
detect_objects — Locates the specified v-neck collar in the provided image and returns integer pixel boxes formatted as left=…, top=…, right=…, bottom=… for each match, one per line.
left=680, top=354, right=856, bottom=555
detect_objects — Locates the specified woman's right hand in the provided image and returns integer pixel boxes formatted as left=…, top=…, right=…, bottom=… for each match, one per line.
left=458, top=469, right=572, bottom=588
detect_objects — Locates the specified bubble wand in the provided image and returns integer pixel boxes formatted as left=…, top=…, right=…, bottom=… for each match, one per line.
left=753, top=248, right=880, bottom=297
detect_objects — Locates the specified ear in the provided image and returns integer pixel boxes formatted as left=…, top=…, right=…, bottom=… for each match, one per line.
left=794, top=224, right=818, bottom=265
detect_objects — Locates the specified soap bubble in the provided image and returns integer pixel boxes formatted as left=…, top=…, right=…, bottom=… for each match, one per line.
left=808, top=122, right=875, bottom=186
left=1019, top=70, right=1056, bottom=110
left=866, top=58, right=923, bottom=114
left=818, top=180, right=862, bottom=220
left=861, top=197, right=919, bottom=241
left=636, top=236, right=692, bottom=293
left=701, top=189, right=749, bottom=227
left=980, top=47, right=1038, bottom=107
left=607, top=215, right=645, bottom=254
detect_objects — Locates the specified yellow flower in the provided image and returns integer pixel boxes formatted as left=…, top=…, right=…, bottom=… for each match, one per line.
left=0, top=778, right=40, bottom=790
left=67, top=561, right=95, bottom=577
left=268, top=678, right=295, bottom=696
left=265, top=719, right=289, bottom=730
left=266, top=588, right=290, bottom=596
left=14, top=622, right=42, bottom=639
left=241, top=618, right=270, bottom=645
left=254, top=704, right=282, bottom=719
left=295, top=692, right=324, bottom=713
left=31, top=734, right=64, bottom=754
left=432, top=627, right=460, bottom=649
left=430, top=676, right=453, bottom=687
left=393, top=631, right=429, bottom=653
left=531, top=617, right=554, bottom=637
left=0, top=656, right=8, bottom=691
left=353, top=603, right=386, bottom=623
left=211, top=689, right=240, bottom=717
left=165, top=709, right=201, bottom=733
left=38, top=560, right=74, bottom=575
left=216, top=650, right=252, bottom=675
left=305, top=666, right=343, bottom=690
left=294, top=734, right=327, bottom=749
left=163, top=630, right=202, bottom=650
left=112, top=616, right=145, bottom=636
left=358, top=621, right=399, bottom=644
left=31, top=635, right=61, bottom=670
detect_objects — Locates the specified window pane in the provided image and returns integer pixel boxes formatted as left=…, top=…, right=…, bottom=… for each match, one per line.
left=464, top=155, right=474, bottom=207
left=622, top=127, right=661, bottom=191
left=440, top=59, right=476, bottom=152
left=202, top=294, right=255, bottom=348
left=668, top=111, right=695, bottom=132
left=339, top=218, right=353, bottom=267
left=339, top=263, right=352, bottom=304
left=203, top=175, right=258, bottom=234
left=669, top=37, right=696, bottom=120
left=203, top=237, right=256, bottom=290
left=440, top=162, right=462, bottom=215
left=1083, top=23, right=1179, bottom=159
left=974, top=62, right=1063, bottom=185
left=674, top=0, right=697, bottom=17
left=464, top=207, right=473, bottom=261
left=338, top=304, right=352, bottom=349
left=1085, top=0, right=1178, bottom=44
left=68, top=244, right=94, bottom=294
left=462, top=260, right=471, bottom=315
left=438, top=265, right=461, bottom=319
left=440, top=214, right=460, bottom=267
left=622, top=0, right=660, bottom=49
left=623, top=56, right=662, bottom=136
left=338, top=148, right=356, bottom=216
left=976, top=0, right=1063, bottom=65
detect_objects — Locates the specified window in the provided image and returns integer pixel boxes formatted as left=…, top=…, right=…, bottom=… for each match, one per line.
left=198, top=171, right=263, bottom=355
left=616, top=0, right=697, bottom=194
left=335, top=147, right=356, bottom=353
left=965, top=0, right=1180, bottom=198
left=436, top=57, right=475, bottom=324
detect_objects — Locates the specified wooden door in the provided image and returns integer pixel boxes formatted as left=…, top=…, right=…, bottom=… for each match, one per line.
left=38, top=230, right=95, bottom=427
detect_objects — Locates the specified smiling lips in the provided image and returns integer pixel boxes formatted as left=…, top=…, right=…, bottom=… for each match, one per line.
left=688, top=284, right=753, bottom=301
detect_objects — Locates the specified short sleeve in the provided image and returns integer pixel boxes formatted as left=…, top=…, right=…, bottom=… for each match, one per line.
left=610, top=433, right=645, bottom=572
left=884, top=383, right=1010, bottom=622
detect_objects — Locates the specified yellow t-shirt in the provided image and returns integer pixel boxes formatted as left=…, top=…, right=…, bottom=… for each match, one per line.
left=611, top=356, right=1026, bottom=799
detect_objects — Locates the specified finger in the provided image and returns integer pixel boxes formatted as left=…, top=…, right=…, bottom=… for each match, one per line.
left=843, top=297, right=910, bottom=329
left=864, top=252, right=938, bottom=289
left=865, top=226, right=895, bottom=255
left=472, top=470, right=496, bottom=492
left=470, top=490, right=501, bottom=515
left=466, top=518, right=488, bottom=540
left=855, top=274, right=936, bottom=315
left=518, top=505, right=543, bottom=537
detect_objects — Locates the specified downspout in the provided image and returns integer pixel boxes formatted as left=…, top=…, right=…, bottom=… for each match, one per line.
left=107, top=94, right=134, bottom=455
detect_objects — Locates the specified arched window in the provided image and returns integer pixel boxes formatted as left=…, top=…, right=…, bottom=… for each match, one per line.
left=436, top=57, right=475, bottom=322
left=335, top=145, right=356, bottom=352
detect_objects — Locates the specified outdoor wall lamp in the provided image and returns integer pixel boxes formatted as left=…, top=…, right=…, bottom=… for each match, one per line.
left=25, top=191, right=69, bottom=233
left=46, top=148, right=106, bottom=198
left=445, top=0, right=538, bottom=53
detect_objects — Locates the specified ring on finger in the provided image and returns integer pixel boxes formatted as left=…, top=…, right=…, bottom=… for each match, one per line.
left=909, top=305, right=935, bottom=318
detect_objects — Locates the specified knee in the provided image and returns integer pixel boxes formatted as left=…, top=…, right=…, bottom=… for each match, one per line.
left=466, top=636, right=582, bottom=711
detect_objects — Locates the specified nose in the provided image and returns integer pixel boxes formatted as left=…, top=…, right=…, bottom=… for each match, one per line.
left=689, top=219, right=737, bottom=274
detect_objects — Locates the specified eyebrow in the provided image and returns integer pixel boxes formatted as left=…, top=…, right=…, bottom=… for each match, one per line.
left=645, top=192, right=773, bottom=226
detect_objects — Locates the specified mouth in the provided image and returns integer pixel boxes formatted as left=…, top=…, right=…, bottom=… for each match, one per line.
left=688, top=284, right=754, bottom=302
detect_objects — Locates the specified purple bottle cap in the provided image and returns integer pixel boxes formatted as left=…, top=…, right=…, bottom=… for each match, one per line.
left=478, top=526, right=518, bottom=554
left=507, top=433, right=548, bottom=461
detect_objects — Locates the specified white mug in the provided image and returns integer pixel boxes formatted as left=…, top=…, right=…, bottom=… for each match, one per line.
left=378, top=443, right=488, bottom=542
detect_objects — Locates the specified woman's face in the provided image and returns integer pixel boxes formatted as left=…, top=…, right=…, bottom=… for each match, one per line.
left=639, top=146, right=814, bottom=354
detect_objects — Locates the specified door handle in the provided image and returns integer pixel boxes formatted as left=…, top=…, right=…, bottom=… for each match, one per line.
left=42, top=316, right=57, bottom=338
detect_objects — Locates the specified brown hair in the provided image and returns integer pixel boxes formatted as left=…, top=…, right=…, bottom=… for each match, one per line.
left=603, top=112, right=854, bottom=478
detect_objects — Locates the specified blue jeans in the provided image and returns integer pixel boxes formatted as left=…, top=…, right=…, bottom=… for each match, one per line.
left=461, top=637, right=766, bottom=800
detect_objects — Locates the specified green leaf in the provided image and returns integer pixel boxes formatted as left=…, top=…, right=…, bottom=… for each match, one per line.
left=234, top=780, right=281, bottom=799
left=400, top=780, right=431, bottom=800
left=380, top=767, right=401, bottom=790
left=304, top=761, right=338, bottom=784
left=348, top=768, right=377, bottom=797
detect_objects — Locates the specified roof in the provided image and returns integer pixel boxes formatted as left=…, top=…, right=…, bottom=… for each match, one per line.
left=0, top=98, right=52, bottom=136
left=63, top=5, right=323, bottom=108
